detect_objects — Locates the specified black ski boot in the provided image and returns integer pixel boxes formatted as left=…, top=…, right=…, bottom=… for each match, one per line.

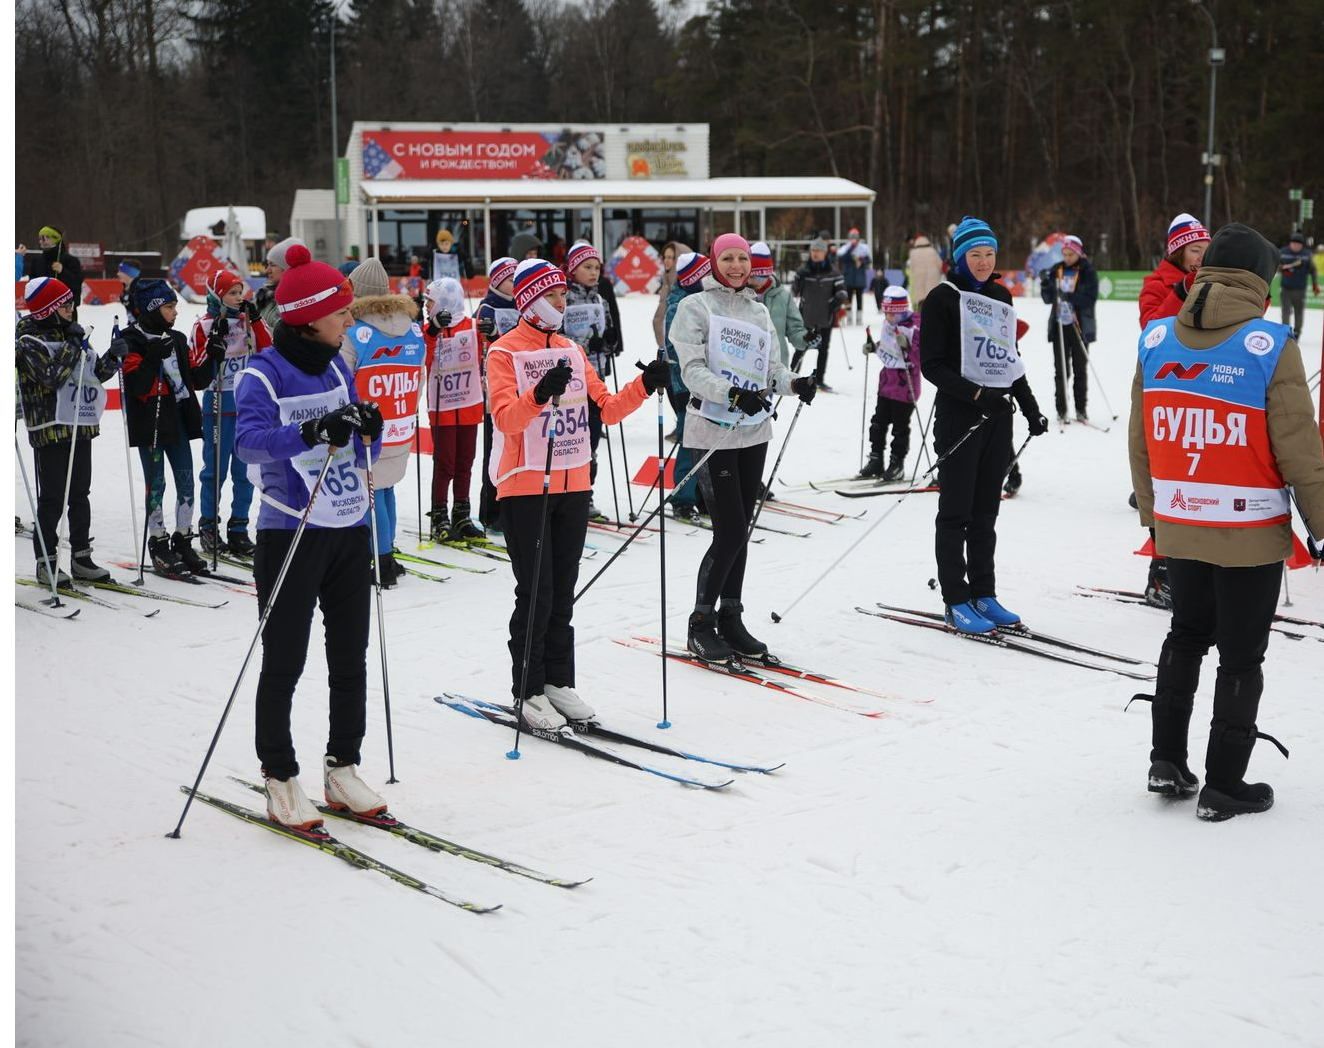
left=227, top=518, right=256, bottom=558
left=451, top=501, right=484, bottom=540
left=149, top=535, right=188, bottom=577
left=1133, top=646, right=1202, bottom=797
left=171, top=531, right=209, bottom=575
left=198, top=518, right=227, bottom=555
left=687, top=607, right=736, bottom=664
left=70, top=548, right=111, bottom=583
left=717, top=601, right=768, bottom=658
left=883, top=458, right=906, bottom=483
left=375, top=552, right=399, bottom=589
left=1197, top=671, right=1285, bottom=822
left=428, top=508, right=452, bottom=544
left=1003, top=463, right=1023, bottom=498
left=856, top=453, right=883, bottom=479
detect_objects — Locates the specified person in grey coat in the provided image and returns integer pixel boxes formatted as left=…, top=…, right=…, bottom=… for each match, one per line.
left=670, top=233, right=817, bottom=664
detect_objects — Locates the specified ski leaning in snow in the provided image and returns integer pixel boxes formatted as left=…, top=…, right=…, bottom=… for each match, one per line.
left=16, top=577, right=159, bottom=616
left=613, top=637, right=889, bottom=719
left=446, top=694, right=785, bottom=774
left=435, top=696, right=735, bottom=790
left=1073, top=587, right=1324, bottom=643
left=1076, top=586, right=1324, bottom=631
left=396, top=564, right=451, bottom=585
left=854, top=607, right=1156, bottom=681
left=230, top=778, right=588, bottom=888
left=110, top=560, right=255, bottom=590
left=15, top=597, right=80, bottom=620
left=88, top=577, right=228, bottom=609
left=733, top=646, right=934, bottom=704
left=180, top=787, right=502, bottom=914
left=833, top=484, right=940, bottom=499
left=873, top=603, right=1152, bottom=666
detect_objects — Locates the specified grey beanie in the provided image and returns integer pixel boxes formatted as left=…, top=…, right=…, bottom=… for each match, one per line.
left=810, top=238, right=829, bottom=253
left=266, top=236, right=306, bottom=268
left=348, top=257, right=390, bottom=299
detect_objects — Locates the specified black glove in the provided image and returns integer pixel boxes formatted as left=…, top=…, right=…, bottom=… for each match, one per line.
left=792, top=376, right=817, bottom=404
left=357, top=401, right=384, bottom=440
left=728, top=385, right=771, bottom=416
left=637, top=358, right=669, bottom=394
left=477, top=316, right=497, bottom=338
left=1307, top=535, right=1322, bottom=563
left=66, top=322, right=86, bottom=342
left=862, top=333, right=876, bottom=358
left=106, top=338, right=129, bottom=363
left=434, top=310, right=452, bottom=331
left=242, top=300, right=260, bottom=324
left=533, top=361, right=573, bottom=404
left=804, top=332, right=823, bottom=352
left=205, top=330, right=227, bottom=365
left=300, top=403, right=366, bottom=448
left=1026, top=412, right=1049, bottom=436
left=976, top=388, right=1014, bottom=418
left=832, top=290, right=849, bottom=306
left=586, top=330, right=605, bottom=356
left=213, top=314, right=230, bottom=338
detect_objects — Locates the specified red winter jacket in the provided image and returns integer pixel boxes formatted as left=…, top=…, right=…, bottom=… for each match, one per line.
left=424, top=316, right=485, bottom=427
left=1139, top=258, right=1190, bottom=329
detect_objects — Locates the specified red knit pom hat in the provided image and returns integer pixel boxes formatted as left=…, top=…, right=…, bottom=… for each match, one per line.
left=1061, top=234, right=1086, bottom=258
left=513, top=259, right=567, bottom=311
left=274, top=244, right=354, bottom=326
left=565, top=241, right=602, bottom=277
left=207, top=268, right=244, bottom=299
left=881, top=285, right=911, bottom=314
left=1166, top=214, right=1210, bottom=256
left=676, top=252, right=711, bottom=288
left=749, top=241, right=774, bottom=279
left=24, top=276, right=73, bottom=320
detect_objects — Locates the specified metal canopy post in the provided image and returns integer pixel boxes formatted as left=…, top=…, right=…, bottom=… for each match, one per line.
left=371, top=204, right=380, bottom=259
left=483, top=199, right=493, bottom=270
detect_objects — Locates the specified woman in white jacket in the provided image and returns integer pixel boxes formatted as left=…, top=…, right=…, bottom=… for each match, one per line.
left=670, top=233, right=817, bottom=662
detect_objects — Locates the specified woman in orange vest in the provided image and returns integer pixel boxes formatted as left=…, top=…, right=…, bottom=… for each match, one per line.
left=487, top=259, right=669, bottom=730
left=1129, top=222, right=1324, bottom=821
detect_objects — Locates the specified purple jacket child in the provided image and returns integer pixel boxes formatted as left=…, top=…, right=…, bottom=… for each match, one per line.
left=875, top=312, right=922, bottom=404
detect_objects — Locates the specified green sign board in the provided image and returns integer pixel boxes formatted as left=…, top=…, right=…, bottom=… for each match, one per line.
left=1095, top=271, right=1148, bottom=302
left=336, top=158, right=350, bottom=205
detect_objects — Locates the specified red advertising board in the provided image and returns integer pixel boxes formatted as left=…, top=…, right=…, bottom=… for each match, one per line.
left=361, top=129, right=605, bottom=181
left=608, top=236, right=662, bottom=294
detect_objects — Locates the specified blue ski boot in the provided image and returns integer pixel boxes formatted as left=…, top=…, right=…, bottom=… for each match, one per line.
left=973, top=596, right=1021, bottom=628
left=945, top=601, right=996, bottom=635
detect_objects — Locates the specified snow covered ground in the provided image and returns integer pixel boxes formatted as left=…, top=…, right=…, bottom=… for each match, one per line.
left=14, top=290, right=1324, bottom=1047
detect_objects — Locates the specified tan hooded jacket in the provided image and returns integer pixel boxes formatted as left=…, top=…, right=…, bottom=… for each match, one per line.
left=341, top=292, right=421, bottom=489
left=1129, top=266, right=1324, bottom=567
left=907, top=237, right=944, bottom=307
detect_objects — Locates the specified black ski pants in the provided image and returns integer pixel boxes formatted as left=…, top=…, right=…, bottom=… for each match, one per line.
left=32, top=438, right=92, bottom=562
left=792, top=327, right=834, bottom=385
left=252, top=526, right=371, bottom=780
left=588, top=399, right=603, bottom=486
left=869, top=397, right=914, bottom=464
left=933, top=408, right=1011, bottom=606
left=694, top=442, right=767, bottom=607
left=500, top=489, right=589, bottom=699
left=479, top=413, right=499, bottom=527
left=1051, top=323, right=1089, bottom=419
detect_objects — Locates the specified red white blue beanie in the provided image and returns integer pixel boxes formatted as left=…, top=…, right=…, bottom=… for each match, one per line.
left=1061, top=235, right=1085, bottom=258
left=881, top=285, right=910, bottom=314
left=513, top=258, right=567, bottom=311
left=274, top=244, right=354, bottom=326
left=565, top=241, right=602, bottom=276
left=749, top=241, right=774, bottom=279
left=487, top=256, right=518, bottom=288
left=1166, top=213, right=1210, bottom=256
left=676, top=252, right=711, bottom=288
left=24, top=277, right=74, bottom=319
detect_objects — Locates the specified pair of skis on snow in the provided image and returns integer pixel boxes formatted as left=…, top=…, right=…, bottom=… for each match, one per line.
left=1075, top=585, right=1324, bottom=643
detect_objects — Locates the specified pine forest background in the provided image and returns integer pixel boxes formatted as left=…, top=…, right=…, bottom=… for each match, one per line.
left=15, top=0, right=1324, bottom=268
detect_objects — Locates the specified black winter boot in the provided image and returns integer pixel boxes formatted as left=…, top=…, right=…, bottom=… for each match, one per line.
left=149, top=535, right=187, bottom=577
left=687, top=607, right=735, bottom=664
left=1197, top=671, right=1284, bottom=822
left=717, top=600, right=768, bottom=658
left=1142, top=647, right=1202, bottom=797
left=882, top=458, right=905, bottom=482
left=171, top=531, right=209, bottom=575
left=198, top=518, right=227, bottom=555
left=856, top=453, right=883, bottom=479
left=451, top=501, right=484, bottom=540
left=226, top=519, right=255, bottom=558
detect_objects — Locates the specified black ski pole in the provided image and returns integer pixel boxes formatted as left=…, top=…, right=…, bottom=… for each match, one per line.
left=771, top=415, right=992, bottom=624
left=55, top=340, right=90, bottom=563
left=1077, top=318, right=1117, bottom=421
left=598, top=327, right=637, bottom=521
left=573, top=419, right=745, bottom=605
left=601, top=409, right=622, bottom=525
left=508, top=368, right=566, bottom=762
left=364, top=441, right=398, bottom=783
left=746, top=396, right=806, bottom=547
left=112, top=321, right=142, bottom=579
left=908, top=399, right=936, bottom=487
left=168, top=450, right=337, bottom=838
left=858, top=328, right=871, bottom=469
left=15, top=436, right=64, bottom=606
left=651, top=348, right=671, bottom=729
left=209, top=336, right=223, bottom=573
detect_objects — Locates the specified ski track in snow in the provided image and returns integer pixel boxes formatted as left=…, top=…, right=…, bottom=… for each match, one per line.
left=13, top=295, right=1324, bottom=1047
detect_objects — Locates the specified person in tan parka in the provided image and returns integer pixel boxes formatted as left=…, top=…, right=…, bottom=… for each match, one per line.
left=1128, top=222, right=1324, bottom=822
left=907, top=234, right=944, bottom=308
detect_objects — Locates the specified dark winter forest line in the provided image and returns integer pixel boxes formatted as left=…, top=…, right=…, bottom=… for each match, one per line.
left=16, top=0, right=1324, bottom=268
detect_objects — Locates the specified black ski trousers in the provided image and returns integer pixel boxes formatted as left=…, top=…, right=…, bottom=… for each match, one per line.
left=501, top=490, right=589, bottom=699
left=1159, top=558, right=1282, bottom=685
left=933, top=407, right=1010, bottom=606
left=694, top=442, right=767, bottom=607
left=32, top=438, right=92, bottom=562
left=1051, top=322, right=1089, bottom=419
left=792, top=327, right=834, bottom=386
left=869, top=397, right=914, bottom=463
left=252, top=526, right=371, bottom=780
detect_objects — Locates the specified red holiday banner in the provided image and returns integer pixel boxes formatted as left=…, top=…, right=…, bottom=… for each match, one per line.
left=362, top=130, right=606, bottom=181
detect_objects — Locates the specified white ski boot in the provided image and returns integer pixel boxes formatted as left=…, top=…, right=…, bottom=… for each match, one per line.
left=543, top=684, right=596, bottom=722
left=35, top=558, right=72, bottom=587
left=519, top=694, right=567, bottom=731
left=264, top=774, right=324, bottom=830
left=323, top=757, right=387, bottom=816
